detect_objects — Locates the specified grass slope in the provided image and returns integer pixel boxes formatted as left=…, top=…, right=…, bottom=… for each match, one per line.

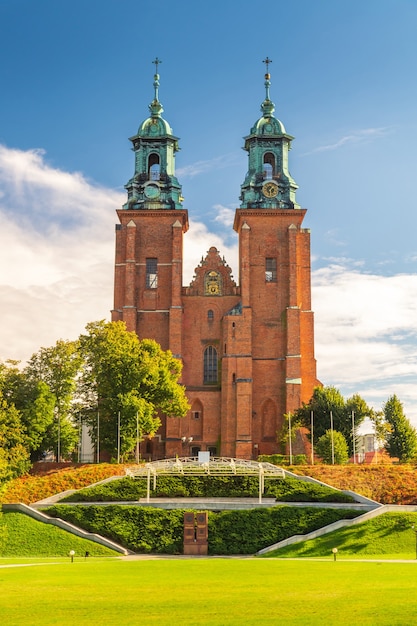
left=0, top=511, right=118, bottom=557
left=262, top=512, right=417, bottom=559
left=1, top=559, right=417, bottom=625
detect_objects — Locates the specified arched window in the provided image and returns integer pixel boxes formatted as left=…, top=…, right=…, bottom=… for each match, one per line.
left=263, top=153, right=275, bottom=179
left=207, top=309, right=214, bottom=321
left=148, top=154, right=160, bottom=180
left=204, top=346, right=218, bottom=384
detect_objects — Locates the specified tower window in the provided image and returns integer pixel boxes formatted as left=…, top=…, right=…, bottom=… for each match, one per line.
left=146, top=258, right=158, bottom=289
left=265, top=258, right=277, bottom=282
left=263, top=153, right=275, bottom=179
left=207, top=309, right=214, bottom=321
left=148, top=154, right=160, bottom=180
left=204, top=346, right=218, bottom=384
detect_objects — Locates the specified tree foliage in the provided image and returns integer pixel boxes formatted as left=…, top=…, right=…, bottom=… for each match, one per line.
left=0, top=392, right=31, bottom=482
left=384, top=394, right=417, bottom=463
left=315, top=429, right=349, bottom=465
left=294, top=386, right=371, bottom=455
left=79, top=321, right=190, bottom=458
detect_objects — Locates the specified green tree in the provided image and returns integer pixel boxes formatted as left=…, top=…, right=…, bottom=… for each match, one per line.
left=384, top=395, right=417, bottom=463
left=294, top=386, right=371, bottom=455
left=24, top=340, right=82, bottom=459
left=79, top=321, right=190, bottom=459
left=0, top=392, right=31, bottom=482
left=315, top=429, right=349, bottom=464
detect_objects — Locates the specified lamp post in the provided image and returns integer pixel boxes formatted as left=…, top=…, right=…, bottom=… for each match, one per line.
left=412, top=526, right=417, bottom=560
left=332, top=547, right=338, bottom=561
left=310, top=410, right=314, bottom=465
left=330, top=410, right=335, bottom=465
left=352, top=410, right=356, bottom=464
left=117, top=410, right=121, bottom=464
left=69, top=550, right=75, bottom=563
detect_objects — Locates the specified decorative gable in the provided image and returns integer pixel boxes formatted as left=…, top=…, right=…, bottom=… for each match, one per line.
left=185, top=246, right=238, bottom=296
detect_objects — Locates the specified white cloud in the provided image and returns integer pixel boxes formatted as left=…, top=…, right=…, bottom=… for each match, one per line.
left=0, top=145, right=121, bottom=361
left=183, top=218, right=238, bottom=285
left=1, top=145, right=417, bottom=426
left=313, top=264, right=417, bottom=421
left=177, top=152, right=241, bottom=178
left=213, top=203, right=235, bottom=227
left=305, top=127, right=391, bottom=155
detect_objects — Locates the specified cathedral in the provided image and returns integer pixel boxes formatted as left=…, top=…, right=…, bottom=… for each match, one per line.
left=112, top=59, right=319, bottom=460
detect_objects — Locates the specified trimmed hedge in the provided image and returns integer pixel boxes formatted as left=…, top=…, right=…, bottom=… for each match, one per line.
left=45, top=504, right=360, bottom=554
left=59, top=475, right=354, bottom=503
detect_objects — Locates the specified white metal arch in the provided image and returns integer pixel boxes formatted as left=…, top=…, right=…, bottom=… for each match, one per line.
left=125, top=457, right=285, bottom=504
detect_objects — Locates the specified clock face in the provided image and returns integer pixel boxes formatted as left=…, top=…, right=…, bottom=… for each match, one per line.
left=144, top=184, right=160, bottom=199
left=262, top=181, right=279, bottom=198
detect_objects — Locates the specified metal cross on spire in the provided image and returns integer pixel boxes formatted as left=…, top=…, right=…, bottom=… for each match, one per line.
left=263, top=56, right=272, bottom=74
left=151, top=57, right=162, bottom=106
left=152, top=57, right=162, bottom=74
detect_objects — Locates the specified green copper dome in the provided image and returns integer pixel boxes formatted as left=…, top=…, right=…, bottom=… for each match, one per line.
left=250, top=114, right=286, bottom=137
left=137, top=114, right=173, bottom=138
left=123, top=59, right=183, bottom=211
left=136, top=67, right=175, bottom=138
left=239, top=59, right=299, bottom=210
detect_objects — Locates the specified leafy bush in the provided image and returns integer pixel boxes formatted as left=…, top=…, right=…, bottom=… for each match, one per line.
left=258, top=454, right=307, bottom=466
left=46, top=505, right=185, bottom=554
left=45, top=504, right=360, bottom=555
left=264, top=477, right=354, bottom=503
left=207, top=507, right=360, bottom=554
left=59, top=474, right=353, bottom=503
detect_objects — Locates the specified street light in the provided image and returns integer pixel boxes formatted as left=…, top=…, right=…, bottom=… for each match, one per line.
left=332, top=547, right=338, bottom=562
left=411, top=526, right=417, bottom=560
left=69, top=550, right=75, bottom=563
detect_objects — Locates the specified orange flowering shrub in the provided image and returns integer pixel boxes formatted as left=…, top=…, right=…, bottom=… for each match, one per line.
left=291, top=464, right=417, bottom=504
left=1, top=464, right=125, bottom=505
left=3, top=462, right=417, bottom=506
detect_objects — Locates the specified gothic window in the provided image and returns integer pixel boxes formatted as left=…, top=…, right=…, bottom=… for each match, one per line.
left=265, top=258, right=277, bottom=282
left=146, top=258, right=158, bottom=289
left=148, top=154, right=160, bottom=180
left=204, top=346, right=218, bottom=384
left=207, top=446, right=217, bottom=456
left=207, top=309, right=214, bottom=321
left=263, top=153, right=275, bottom=179
left=192, top=411, right=200, bottom=420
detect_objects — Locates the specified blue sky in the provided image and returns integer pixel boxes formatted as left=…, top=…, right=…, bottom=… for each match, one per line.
left=1, top=0, right=417, bottom=425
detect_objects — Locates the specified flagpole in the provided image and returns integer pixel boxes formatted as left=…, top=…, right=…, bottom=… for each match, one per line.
left=310, top=410, right=314, bottom=465
left=330, top=410, right=335, bottom=464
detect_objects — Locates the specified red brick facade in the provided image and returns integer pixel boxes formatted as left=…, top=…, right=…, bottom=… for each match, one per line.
left=112, top=65, right=319, bottom=460
left=112, top=203, right=319, bottom=460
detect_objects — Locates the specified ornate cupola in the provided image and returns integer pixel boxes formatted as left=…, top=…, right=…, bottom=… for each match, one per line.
left=124, top=58, right=183, bottom=210
left=240, top=57, right=299, bottom=209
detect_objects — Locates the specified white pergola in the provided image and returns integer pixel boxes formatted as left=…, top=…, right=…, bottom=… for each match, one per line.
left=125, top=457, right=285, bottom=504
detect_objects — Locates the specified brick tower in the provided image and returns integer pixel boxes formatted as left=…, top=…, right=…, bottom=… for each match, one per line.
left=112, top=59, right=319, bottom=460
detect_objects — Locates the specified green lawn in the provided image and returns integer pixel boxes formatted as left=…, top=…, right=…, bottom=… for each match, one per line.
left=262, top=512, right=417, bottom=560
left=0, top=512, right=118, bottom=557
left=0, top=558, right=417, bottom=625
